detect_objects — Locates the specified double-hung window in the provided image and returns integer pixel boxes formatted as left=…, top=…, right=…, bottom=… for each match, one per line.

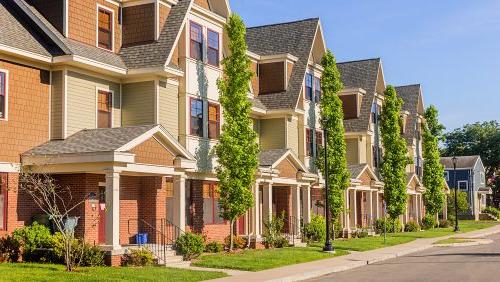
left=190, top=98, right=203, bottom=137
left=458, top=181, right=468, bottom=191
left=97, top=90, right=112, bottom=128
left=0, top=173, right=7, bottom=230
left=98, top=7, right=113, bottom=50
left=203, top=182, right=224, bottom=224
left=208, top=103, right=220, bottom=139
left=190, top=22, right=203, bottom=61
left=305, top=74, right=313, bottom=101
left=315, top=130, right=323, bottom=153
left=306, top=128, right=314, bottom=156
left=0, top=71, right=7, bottom=119
left=314, top=77, right=321, bottom=103
left=207, top=30, right=219, bottom=67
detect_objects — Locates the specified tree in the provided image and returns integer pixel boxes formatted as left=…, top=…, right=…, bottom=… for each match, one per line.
left=380, top=86, right=410, bottom=222
left=316, top=50, right=350, bottom=225
left=422, top=106, right=446, bottom=217
left=447, top=191, right=469, bottom=220
left=214, top=14, right=259, bottom=251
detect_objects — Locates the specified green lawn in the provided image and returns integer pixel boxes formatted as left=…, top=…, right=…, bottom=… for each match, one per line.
left=433, top=238, right=474, bottom=245
left=0, top=263, right=227, bottom=282
left=310, top=236, right=416, bottom=252
left=192, top=247, right=348, bottom=272
left=389, top=221, right=498, bottom=239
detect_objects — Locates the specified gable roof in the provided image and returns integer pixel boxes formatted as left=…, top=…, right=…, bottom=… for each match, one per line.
left=259, top=148, right=308, bottom=173
left=0, top=1, right=62, bottom=58
left=246, top=18, right=320, bottom=110
left=23, top=124, right=193, bottom=160
left=396, top=84, right=423, bottom=145
left=441, top=155, right=481, bottom=169
left=337, top=58, right=382, bottom=132
left=406, top=173, right=423, bottom=188
left=348, top=163, right=379, bottom=182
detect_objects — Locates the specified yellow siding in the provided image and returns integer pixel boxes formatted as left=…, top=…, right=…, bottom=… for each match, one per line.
left=66, top=71, right=121, bottom=137
left=158, top=80, right=179, bottom=138
left=345, top=138, right=359, bottom=165
left=260, top=118, right=286, bottom=150
left=287, top=118, right=299, bottom=155
left=122, top=81, right=155, bottom=126
left=50, top=71, right=63, bottom=139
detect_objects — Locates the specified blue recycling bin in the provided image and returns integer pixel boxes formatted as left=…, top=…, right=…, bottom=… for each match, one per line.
left=136, top=233, right=148, bottom=245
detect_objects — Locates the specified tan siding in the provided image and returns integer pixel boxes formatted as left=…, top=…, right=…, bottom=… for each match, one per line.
left=66, top=71, right=120, bottom=136
left=51, top=71, right=63, bottom=139
left=286, top=62, right=294, bottom=86
left=260, top=118, right=285, bottom=150
left=159, top=4, right=171, bottom=33
left=346, top=138, right=358, bottom=165
left=194, top=0, right=210, bottom=9
left=122, top=81, right=155, bottom=126
left=287, top=118, right=299, bottom=155
left=158, top=80, right=179, bottom=138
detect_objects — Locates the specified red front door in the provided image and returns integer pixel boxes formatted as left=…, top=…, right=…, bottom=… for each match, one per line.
left=238, top=215, right=245, bottom=235
left=98, top=187, right=106, bottom=244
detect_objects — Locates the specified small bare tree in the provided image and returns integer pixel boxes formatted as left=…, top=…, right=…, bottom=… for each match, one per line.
left=18, top=170, right=91, bottom=271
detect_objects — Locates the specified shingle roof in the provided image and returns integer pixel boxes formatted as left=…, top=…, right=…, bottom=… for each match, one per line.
left=348, top=164, right=367, bottom=179
left=120, top=0, right=192, bottom=69
left=24, top=125, right=157, bottom=155
left=337, top=58, right=381, bottom=132
left=246, top=18, right=320, bottom=110
left=441, top=156, right=481, bottom=169
left=259, top=149, right=290, bottom=167
left=396, top=84, right=421, bottom=144
left=0, top=1, right=59, bottom=57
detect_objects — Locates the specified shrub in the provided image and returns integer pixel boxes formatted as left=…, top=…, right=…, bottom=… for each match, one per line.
left=175, top=232, right=204, bottom=260
left=50, top=232, right=105, bottom=267
left=302, top=214, right=326, bottom=243
left=405, top=221, right=420, bottom=232
left=273, top=236, right=289, bottom=248
left=438, top=219, right=451, bottom=228
left=421, top=215, right=436, bottom=230
left=262, top=213, right=286, bottom=249
left=0, top=235, right=21, bottom=262
left=12, top=223, right=53, bottom=262
left=121, top=248, right=154, bottom=267
left=205, top=241, right=223, bottom=253
left=224, top=235, right=247, bottom=250
left=483, top=206, right=500, bottom=219
left=374, top=218, right=401, bottom=233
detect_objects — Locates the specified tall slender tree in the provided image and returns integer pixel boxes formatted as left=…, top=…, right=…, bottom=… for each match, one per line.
left=214, top=14, right=259, bottom=251
left=422, top=106, right=446, bottom=217
left=316, top=50, right=350, bottom=224
left=380, top=86, right=409, bottom=222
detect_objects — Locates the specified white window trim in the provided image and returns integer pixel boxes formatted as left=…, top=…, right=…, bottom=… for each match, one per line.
left=457, top=180, right=468, bottom=191
left=95, top=87, right=114, bottom=128
left=0, top=69, right=9, bottom=121
left=96, top=4, right=115, bottom=52
left=444, top=171, right=449, bottom=181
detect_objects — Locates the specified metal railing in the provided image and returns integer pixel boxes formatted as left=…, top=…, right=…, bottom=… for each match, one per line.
left=283, top=216, right=303, bottom=245
left=127, top=218, right=184, bottom=264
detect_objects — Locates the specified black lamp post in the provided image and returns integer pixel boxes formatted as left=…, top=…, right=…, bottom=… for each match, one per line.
left=323, top=122, right=334, bottom=253
left=452, top=156, right=459, bottom=232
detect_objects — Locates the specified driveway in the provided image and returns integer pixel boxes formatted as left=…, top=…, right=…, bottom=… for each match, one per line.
left=309, top=233, right=500, bottom=282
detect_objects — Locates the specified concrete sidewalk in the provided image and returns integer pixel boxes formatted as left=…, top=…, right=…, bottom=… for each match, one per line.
left=210, top=224, right=500, bottom=282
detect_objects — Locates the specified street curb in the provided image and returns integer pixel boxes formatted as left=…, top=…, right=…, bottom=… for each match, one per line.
left=266, top=261, right=367, bottom=282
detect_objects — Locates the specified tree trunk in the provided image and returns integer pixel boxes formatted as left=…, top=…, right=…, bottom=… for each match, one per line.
left=229, top=220, right=234, bottom=252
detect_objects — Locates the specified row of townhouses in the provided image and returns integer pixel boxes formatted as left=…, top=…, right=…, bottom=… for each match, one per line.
left=0, top=0, right=447, bottom=264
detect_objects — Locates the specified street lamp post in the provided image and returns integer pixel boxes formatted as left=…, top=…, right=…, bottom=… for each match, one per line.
left=323, top=123, right=334, bottom=253
left=452, top=156, right=459, bottom=232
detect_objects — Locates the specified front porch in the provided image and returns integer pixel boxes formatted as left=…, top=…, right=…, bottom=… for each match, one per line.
left=402, top=173, right=425, bottom=225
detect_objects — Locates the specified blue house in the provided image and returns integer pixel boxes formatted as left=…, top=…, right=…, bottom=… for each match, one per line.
left=440, top=156, right=491, bottom=220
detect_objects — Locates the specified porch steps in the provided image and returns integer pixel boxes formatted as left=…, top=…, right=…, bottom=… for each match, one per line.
left=126, top=244, right=190, bottom=267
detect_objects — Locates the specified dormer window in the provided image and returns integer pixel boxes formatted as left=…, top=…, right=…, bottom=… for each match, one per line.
left=305, top=73, right=313, bottom=100
left=207, top=30, right=220, bottom=67
left=190, top=22, right=203, bottom=61
left=97, top=7, right=113, bottom=51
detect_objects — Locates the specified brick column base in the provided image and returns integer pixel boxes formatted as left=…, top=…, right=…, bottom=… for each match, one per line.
left=105, top=253, right=123, bottom=267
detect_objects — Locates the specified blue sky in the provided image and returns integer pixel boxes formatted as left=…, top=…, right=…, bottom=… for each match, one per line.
left=231, top=0, right=500, bottom=131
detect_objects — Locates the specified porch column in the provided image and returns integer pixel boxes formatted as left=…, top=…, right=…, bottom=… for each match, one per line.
left=443, top=196, right=448, bottom=220
left=414, top=194, right=419, bottom=222
left=353, top=190, right=358, bottom=228
left=367, top=191, right=373, bottom=226
left=253, top=182, right=261, bottom=237
left=375, top=191, right=380, bottom=219
left=262, top=182, right=273, bottom=226
left=292, top=185, right=301, bottom=234
left=173, top=175, right=186, bottom=231
left=345, top=189, right=350, bottom=231
left=105, top=170, right=120, bottom=249
left=301, top=185, right=311, bottom=224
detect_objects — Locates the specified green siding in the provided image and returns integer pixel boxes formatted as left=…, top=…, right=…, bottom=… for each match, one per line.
left=122, top=81, right=155, bottom=126
left=50, top=71, right=63, bottom=139
left=260, top=118, right=286, bottom=150
left=158, top=80, right=179, bottom=138
left=346, top=138, right=358, bottom=165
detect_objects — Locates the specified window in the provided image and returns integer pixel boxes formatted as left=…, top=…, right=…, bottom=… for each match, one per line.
left=203, top=182, right=224, bottom=224
left=458, top=180, right=468, bottom=191
left=208, top=103, right=220, bottom=139
left=0, top=173, right=7, bottom=230
left=207, top=30, right=219, bottom=66
left=444, top=171, right=449, bottom=181
left=315, top=130, right=323, bottom=152
left=190, top=22, right=203, bottom=61
left=371, top=102, right=378, bottom=124
left=97, top=7, right=113, bottom=50
left=305, top=74, right=313, bottom=101
left=190, top=98, right=203, bottom=137
left=97, top=90, right=112, bottom=128
left=314, top=77, right=321, bottom=102
left=372, top=145, right=380, bottom=169
left=306, top=128, right=314, bottom=156
left=0, top=71, right=7, bottom=119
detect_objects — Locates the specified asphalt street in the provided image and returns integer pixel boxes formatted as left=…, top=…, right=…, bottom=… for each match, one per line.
left=309, top=233, right=500, bottom=282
